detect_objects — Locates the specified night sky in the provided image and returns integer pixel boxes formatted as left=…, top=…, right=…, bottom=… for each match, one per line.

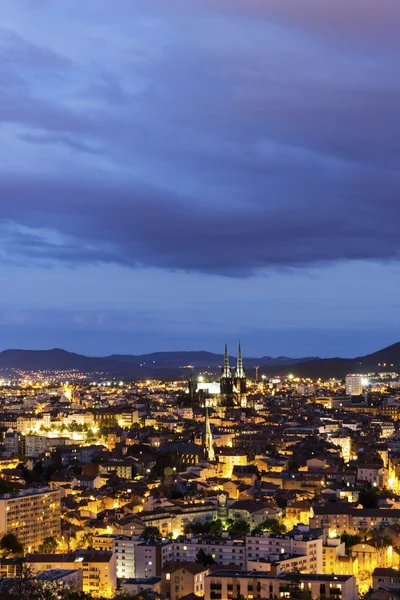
left=1, top=0, right=400, bottom=358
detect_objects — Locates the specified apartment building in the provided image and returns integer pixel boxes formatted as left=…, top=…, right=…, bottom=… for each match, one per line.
left=134, top=540, right=174, bottom=579
left=141, top=502, right=218, bottom=537
left=311, top=505, right=400, bottom=535
left=28, top=550, right=116, bottom=598
left=112, top=536, right=143, bottom=579
left=162, top=562, right=209, bottom=600
left=25, top=435, right=48, bottom=458
left=205, top=570, right=358, bottom=600
left=0, top=488, right=61, bottom=552
left=245, top=527, right=323, bottom=573
left=172, top=536, right=246, bottom=569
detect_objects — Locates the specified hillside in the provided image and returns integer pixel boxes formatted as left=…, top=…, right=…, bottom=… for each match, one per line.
left=0, top=342, right=399, bottom=380
left=108, top=351, right=317, bottom=369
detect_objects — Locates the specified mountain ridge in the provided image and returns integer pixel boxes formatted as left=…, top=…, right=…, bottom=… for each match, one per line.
left=0, top=343, right=399, bottom=379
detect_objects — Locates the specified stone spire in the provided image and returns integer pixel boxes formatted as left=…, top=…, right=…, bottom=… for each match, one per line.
left=222, top=342, right=232, bottom=378
left=204, top=404, right=215, bottom=461
left=236, top=340, right=245, bottom=379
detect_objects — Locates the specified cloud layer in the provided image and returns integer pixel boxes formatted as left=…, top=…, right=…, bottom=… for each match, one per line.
left=0, top=0, right=399, bottom=277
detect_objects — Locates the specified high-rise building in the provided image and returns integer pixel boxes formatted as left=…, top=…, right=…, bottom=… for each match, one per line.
left=0, top=488, right=61, bottom=552
left=345, top=374, right=363, bottom=396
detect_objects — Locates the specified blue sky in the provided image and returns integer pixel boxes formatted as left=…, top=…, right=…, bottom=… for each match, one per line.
left=0, top=0, right=400, bottom=357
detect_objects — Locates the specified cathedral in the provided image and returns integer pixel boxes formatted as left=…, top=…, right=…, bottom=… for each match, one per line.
left=220, top=342, right=247, bottom=407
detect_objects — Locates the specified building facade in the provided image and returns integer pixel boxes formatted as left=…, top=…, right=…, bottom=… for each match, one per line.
left=0, top=488, right=61, bottom=552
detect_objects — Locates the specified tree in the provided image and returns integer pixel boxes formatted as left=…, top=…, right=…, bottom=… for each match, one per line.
left=184, top=519, right=224, bottom=536
left=227, top=519, right=250, bottom=536
left=80, top=533, right=94, bottom=549
left=209, top=519, right=224, bottom=535
left=359, top=488, right=379, bottom=509
left=0, top=477, right=17, bottom=494
left=0, top=533, right=24, bottom=556
left=142, top=526, right=162, bottom=540
left=38, top=536, right=58, bottom=553
left=115, top=591, right=155, bottom=600
left=63, top=592, right=96, bottom=600
left=196, top=548, right=215, bottom=567
left=9, top=578, right=63, bottom=600
left=287, top=569, right=312, bottom=600
left=341, top=532, right=362, bottom=555
left=252, top=518, right=286, bottom=535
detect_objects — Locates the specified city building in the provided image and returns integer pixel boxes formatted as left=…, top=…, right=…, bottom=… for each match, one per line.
left=345, top=375, right=363, bottom=397
left=0, top=488, right=61, bottom=552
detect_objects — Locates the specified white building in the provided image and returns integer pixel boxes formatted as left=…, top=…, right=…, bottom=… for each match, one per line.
left=246, top=527, right=323, bottom=573
left=113, top=536, right=142, bottom=579
left=133, top=540, right=174, bottom=579
left=25, top=435, right=48, bottom=458
left=345, top=375, right=363, bottom=396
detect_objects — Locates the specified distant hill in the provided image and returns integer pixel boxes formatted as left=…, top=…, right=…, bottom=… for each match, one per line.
left=108, top=351, right=318, bottom=369
left=0, top=349, right=140, bottom=377
left=262, top=342, right=400, bottom=379
left=0, top=343, right=399, bottom=380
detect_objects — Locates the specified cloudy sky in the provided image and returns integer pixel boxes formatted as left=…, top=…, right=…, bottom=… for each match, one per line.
left=1, top=0, right=400, bottom=358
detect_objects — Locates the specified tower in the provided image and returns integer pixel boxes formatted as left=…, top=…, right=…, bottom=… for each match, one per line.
left=254, top=365, right=260, bottom=382
left=220, top=342, right=234, bottom=406
left=187, top=372, right=198, bottom=407
left=203, top=404, right=215, bottom=461
left=234, top=341, right=247, bottom=406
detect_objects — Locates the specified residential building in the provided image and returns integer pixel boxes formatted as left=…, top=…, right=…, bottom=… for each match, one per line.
left=0, top=488, right=61, bottom=552
left=28, top=550, right=116, bottom=598
left=204, top=570, right=358, bottom=600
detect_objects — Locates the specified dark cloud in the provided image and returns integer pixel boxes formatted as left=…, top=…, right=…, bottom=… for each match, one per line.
left=0, top=168, right=399, bottom=276
left=0, top=1, right=399, bottom=277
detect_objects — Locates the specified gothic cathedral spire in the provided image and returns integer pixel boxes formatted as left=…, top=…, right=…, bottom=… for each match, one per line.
left=204, top=404, right=215, bottom=461
left=236, top=340, right=245, bottom=379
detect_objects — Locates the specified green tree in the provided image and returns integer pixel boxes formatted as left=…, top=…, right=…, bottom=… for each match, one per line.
left=227, top=519, right=250, bottom=536
left=38, top=536, right=58, bottom=553
left=252, top=518, right=286, bottom=535
left=9, top=578, right=63, bottom=600
left=340, top=532, right=362, bottom=554
left=63, top=592, right=96, bottom=600
left=0, top=477, right=17, bottom=494
left=80, top=533, right=94, bottom=549
left=359, top=488, right=379, bottom=509
left=287, top=569, right=312, bottom=600
left=196, top=548, right=215, bottom=567
left=209, top=519, right=224, bottom=535
left=185, top=519, right=224, bottom=536
left=142, top=526, right=162, bottom=540
left=0, top=533, right=24, bottom=556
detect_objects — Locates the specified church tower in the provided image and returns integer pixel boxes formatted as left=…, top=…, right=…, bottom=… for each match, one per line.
left=203, top=404, right=215, bottom=461
left=234, top=341, right=247, bottom=394
left=234, top=341, right=247, bottom=406
left=220, top=342, right=234, bottom=406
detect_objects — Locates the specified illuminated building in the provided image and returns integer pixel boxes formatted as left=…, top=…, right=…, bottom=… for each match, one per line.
left=0, top=488, right=61, bottom=552
left=28, top=550, right=116, bottom=598
left=112, top=536, right=142, bottom=579
left=205, top=571, right=358, bottom=600
left=345, top=375, right=363, bottom=396
left=162, top=563, right=209, bottom=600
